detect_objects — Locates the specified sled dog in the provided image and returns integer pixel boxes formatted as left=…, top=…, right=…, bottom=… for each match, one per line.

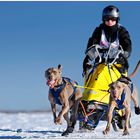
left=103, top=60, right=140, bottom=135
left=45, top=64, right=82, bottom=136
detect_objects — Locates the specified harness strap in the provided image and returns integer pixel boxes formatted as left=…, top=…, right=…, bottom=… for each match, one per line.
left=63, top=77, right=78, bottom=100
left=50, top=81, right=66, bottom=105
left=50, top=77, right=78, bottom=105
left=118, top=75, right=134, bottom=93
left=115, top=90, right=126, bottom=110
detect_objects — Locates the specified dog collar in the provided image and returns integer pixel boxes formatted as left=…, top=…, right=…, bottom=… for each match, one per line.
left=54, top=81, right=64, bottom=89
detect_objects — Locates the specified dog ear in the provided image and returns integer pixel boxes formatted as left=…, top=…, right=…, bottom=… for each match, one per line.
left=121, top=82, right=126, bottom=88
left=44, top=68, right=49, bottom=78
left=44, top=70, right=47, bottom=78
left=58, top=64, right=62, bottom=73
left=109, top=82, right=115, bottom=89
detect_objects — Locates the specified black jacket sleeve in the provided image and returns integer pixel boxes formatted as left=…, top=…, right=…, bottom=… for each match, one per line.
left=119, top=26, right=132, bottom=58
left=83, top=26, right=101, bottom=72
left=87, top=27, right=101, bottom=49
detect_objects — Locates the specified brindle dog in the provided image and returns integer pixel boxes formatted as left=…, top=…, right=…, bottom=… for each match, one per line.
left=45, top=64, right=82, bottom=136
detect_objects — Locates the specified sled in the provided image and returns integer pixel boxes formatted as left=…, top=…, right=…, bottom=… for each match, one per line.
left=78, top=44, right=127, bottom=131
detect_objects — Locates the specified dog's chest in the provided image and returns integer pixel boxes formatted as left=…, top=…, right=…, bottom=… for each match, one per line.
left=50, top=87, right=64, bottom=105
left=113, top=91, right=126, bottom=110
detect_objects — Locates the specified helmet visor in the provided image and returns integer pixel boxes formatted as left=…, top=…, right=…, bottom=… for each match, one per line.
left=104, top=16, right=117, bottom=21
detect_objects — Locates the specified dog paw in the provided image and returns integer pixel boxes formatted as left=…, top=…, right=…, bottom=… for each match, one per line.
left=103, top=130, right=108, bottom=135
left=61, top=130, right=69, bottom=136
left=55, top=121, right=62, bottom=125
left=55, top=122, right=61, bottom=125
left=67, top=126, right=74, bottom=133
left=135, top=106, right=140, bottom=115
left=117, top=120, right=124, bottom=129
left=123, top=130, right=129, bottom=135
left=54, top=117, right=62, bottom=125
left=103, top=128, right=110, bottom=135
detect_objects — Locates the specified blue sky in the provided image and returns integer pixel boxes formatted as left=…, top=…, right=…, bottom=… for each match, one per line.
left=0, top=1, right=139, bottom=111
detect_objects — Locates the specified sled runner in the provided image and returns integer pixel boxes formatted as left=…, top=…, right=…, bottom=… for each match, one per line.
left=78, top=44, right=126, bottom=131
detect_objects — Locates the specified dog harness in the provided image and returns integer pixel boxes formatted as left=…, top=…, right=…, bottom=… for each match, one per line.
left=116, top=77, right=134, bottom=110
left=118, top=76, right=134, bottom=93
left=50, top=77, right=78, bottom=105
left=115, top=90, right=126, bottom=110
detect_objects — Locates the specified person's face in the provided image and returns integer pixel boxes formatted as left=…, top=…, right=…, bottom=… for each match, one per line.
left=104, top=17, right=117, bottom=27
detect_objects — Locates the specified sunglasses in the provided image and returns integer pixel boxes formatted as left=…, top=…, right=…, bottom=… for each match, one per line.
left=104, top=17, right=117, bottom=21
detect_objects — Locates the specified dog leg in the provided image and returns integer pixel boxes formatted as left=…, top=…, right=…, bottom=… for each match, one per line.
left=128, top=114, right=131, bottom=128
left=61, top=108, right=78, bottom=136
left=62, top=99, right=80, bottom=136
left=55, top=95, right=70, bottom=125
left=112, top=119, right=118, bottom=132
left=64, top=112, right=71, bottom=126
left=64, top=101, right=79, bottom=135
left=70, top=100, right=80, bottom=127
left=131, top=87, right=139, bottom=107
left=50, top=103, right=57, bottom=123
left=131, top=87, right=140, bottom=115
left=123, top=107, right=130, bottom=135
left=103, top=102, right=115, bottom=135
left=61, top=112, right=71, bottom=136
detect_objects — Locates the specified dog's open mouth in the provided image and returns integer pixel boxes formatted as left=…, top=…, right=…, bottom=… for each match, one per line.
left=112, top=91, right=119, bottom=100
left=113, top=95, right=118, bottom=100
left=47, top=79, right=56, bottom=88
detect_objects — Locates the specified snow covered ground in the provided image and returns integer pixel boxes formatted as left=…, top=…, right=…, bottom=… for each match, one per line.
left=0, top=111, right=139, bottom=139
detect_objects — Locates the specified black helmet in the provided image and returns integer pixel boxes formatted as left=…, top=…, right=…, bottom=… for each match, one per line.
left=102, top=5, right=120, bottom=21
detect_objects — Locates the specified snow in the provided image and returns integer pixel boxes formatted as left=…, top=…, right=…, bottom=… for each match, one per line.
left=0, top=111, right=139, bottom=139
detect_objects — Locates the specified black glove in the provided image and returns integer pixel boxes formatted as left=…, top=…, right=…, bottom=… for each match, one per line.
left=116, top=53, right=129, bottom=73
left=83, top=63, right=92, bottom=77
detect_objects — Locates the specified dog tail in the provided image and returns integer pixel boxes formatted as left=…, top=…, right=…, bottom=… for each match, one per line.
left=129, top=60, right=140, bottom=78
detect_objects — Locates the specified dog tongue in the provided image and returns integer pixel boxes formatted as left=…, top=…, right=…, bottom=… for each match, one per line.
left=47, top=80, right=56, bottom=88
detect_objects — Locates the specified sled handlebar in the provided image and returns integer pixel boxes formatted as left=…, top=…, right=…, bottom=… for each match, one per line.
left=85, top=44, right=124, bottom=65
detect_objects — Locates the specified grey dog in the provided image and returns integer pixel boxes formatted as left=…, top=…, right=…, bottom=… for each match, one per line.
left=45, top=64, right=82, bottom=136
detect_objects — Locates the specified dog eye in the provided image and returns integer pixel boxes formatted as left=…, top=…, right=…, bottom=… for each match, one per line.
left=116, top=86, right=121, bottom=90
